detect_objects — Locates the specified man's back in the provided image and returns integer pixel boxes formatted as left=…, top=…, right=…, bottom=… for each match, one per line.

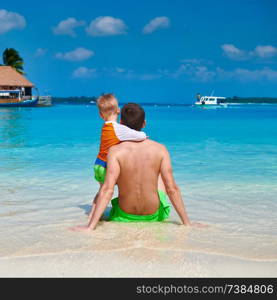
left=113, top=139, right=164, bottom=215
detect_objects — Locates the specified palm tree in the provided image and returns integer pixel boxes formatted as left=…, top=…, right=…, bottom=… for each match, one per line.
left=2, top=48, right=25, bottom=75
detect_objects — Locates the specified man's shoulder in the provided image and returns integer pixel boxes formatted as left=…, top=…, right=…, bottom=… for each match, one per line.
left=108, top=139, right=167, bottom=153
left=146, top=139, right=167, bottom=150
left=108, top=143, right=122, bottom=153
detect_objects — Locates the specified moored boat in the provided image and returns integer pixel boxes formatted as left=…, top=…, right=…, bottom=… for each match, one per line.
left=195, top=93, right=226, bottom=106
left=37, top=95, right=52, bottom=106
left=0, top=90, right=38, bottom=107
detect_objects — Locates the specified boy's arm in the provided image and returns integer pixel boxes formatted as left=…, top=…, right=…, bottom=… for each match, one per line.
left=160, top=146, right=191, bottom=226
left=113, top=123, right=146, bottom=142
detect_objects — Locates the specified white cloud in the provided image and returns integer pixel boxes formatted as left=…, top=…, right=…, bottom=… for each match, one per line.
left=180, top=59, right=203, bottom=64
left=56, top=47, right=94, bottom=61
left=142, top=16, right=170, bottom=34
left=166, top=64, right=277, bottom=82
left=78, top=66, right=161, bottom=80
left=72, top=67, right=97, bottom=78
left=53, top=17, right=85, bottom=37
left=193, top=66, right=216, bottom=82
left=165, top=63, right=215, bottom=82
left=73, top=63, right=277, bottom=82
left=180, top=58, right=214, bottom=66
left=217, top=67, right=277, bottom=82
left=114, top=68, right=135, bottom=79
left=157, top=64, right=277, bottom=82
left=103, top=67, right=134, bottom=79
left=113, top=67, right=161, bottom=80
left=35, top=48, right=47, bottom=57
left=86, top=16, right=127, bottom=36
left=115, top=67, right=125, bottom=73
left=221, top=44, right=277, bottom=61
left=253, top=45, right=277, bottom=58
left=158, top=60, right=277, bottom=83
left=221, top=44, right=250, bottom=61
left=113, top=63, right=214, bottom=82
left=0, top=9, right=26, bottom=34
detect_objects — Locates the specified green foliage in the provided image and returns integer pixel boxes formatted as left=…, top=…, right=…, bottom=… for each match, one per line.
left=2, top=48, right=25, bottom=75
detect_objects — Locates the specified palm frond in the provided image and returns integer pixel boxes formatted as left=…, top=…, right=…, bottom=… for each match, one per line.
left=2, top=48, right=25, bottom=74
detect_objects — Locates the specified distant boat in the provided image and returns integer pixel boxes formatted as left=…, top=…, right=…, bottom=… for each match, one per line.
left=37, top=95, right=52, bottom=106
left=195, top=93, right=226, bottom=106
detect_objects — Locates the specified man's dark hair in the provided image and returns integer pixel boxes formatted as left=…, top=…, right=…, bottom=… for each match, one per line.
left=121, top=103, right=145, bottom=131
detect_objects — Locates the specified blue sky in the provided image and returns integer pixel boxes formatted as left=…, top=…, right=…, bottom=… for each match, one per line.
left=0, top=0, right=276, bottom=103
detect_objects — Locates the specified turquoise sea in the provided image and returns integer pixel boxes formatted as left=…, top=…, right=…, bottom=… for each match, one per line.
left=0, top=103, right=277, bottom=261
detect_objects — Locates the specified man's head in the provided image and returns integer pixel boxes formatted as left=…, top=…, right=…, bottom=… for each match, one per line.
left=96, top=93, right=120, bottom=120
left=121, top=103, right=146, bottom=131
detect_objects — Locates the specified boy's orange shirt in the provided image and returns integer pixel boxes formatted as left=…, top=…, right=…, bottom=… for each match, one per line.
left=95, top=121, right=146, bottom=167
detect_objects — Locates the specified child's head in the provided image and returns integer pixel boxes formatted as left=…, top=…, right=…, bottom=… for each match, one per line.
left=96, top=93, right=120, bottom=120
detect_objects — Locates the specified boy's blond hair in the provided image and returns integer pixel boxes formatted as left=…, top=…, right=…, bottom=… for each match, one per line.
left=97, top=93, right=118, bottom=115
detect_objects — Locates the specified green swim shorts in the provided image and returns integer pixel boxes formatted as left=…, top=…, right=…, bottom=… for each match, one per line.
left=109, top=190, right=170, bottom=222
left=94, top=164, right=106, bottom=183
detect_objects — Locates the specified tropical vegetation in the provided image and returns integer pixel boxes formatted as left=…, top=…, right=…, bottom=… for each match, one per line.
left=1, top=48, right=25, bottom=75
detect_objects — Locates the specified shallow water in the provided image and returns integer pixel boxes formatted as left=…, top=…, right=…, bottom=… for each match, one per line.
left=0, top=104, right=277, bottom=261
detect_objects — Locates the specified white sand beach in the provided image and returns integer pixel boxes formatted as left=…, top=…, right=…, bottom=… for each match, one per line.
left=1, top=211, right=277, bottom=278
left=1, top=248, right=277, bottom=278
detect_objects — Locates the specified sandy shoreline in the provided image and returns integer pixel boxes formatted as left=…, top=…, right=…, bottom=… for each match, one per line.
left=1, top=248, right=277, bottom=278
left=1, top=215, right=277, bottom=278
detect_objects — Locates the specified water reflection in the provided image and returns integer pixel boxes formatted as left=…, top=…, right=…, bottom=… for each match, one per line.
left=196, top=105, right=227, bottom=110
left=0, top=108, right=27, bottom=148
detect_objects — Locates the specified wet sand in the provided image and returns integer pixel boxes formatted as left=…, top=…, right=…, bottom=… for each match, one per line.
left=1, top=213, right=277, bottom=278
left=1, top=247, right=277, bottom=278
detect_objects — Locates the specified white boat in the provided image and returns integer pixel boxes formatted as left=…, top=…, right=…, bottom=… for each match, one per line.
left=195, top=94, right=226, bottom=106
left=37, top=95, right=52, bottom=106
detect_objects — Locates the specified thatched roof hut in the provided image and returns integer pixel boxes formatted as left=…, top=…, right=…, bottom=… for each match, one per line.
left=0, top=66, right=34, bottom=88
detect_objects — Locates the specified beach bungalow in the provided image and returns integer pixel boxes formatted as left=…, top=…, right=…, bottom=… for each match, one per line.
left=0, top=66, right=38, bottom=107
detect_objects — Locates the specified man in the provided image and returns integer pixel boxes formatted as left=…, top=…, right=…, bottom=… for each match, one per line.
left=72, top=103, right=203, bottom=231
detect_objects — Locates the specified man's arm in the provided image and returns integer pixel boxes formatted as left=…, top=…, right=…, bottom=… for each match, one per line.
left=71, top=147, right=120, bottom=232
left=160, top=146, right=191, bottom=226
left=87, top=148, right=120, bottom=230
